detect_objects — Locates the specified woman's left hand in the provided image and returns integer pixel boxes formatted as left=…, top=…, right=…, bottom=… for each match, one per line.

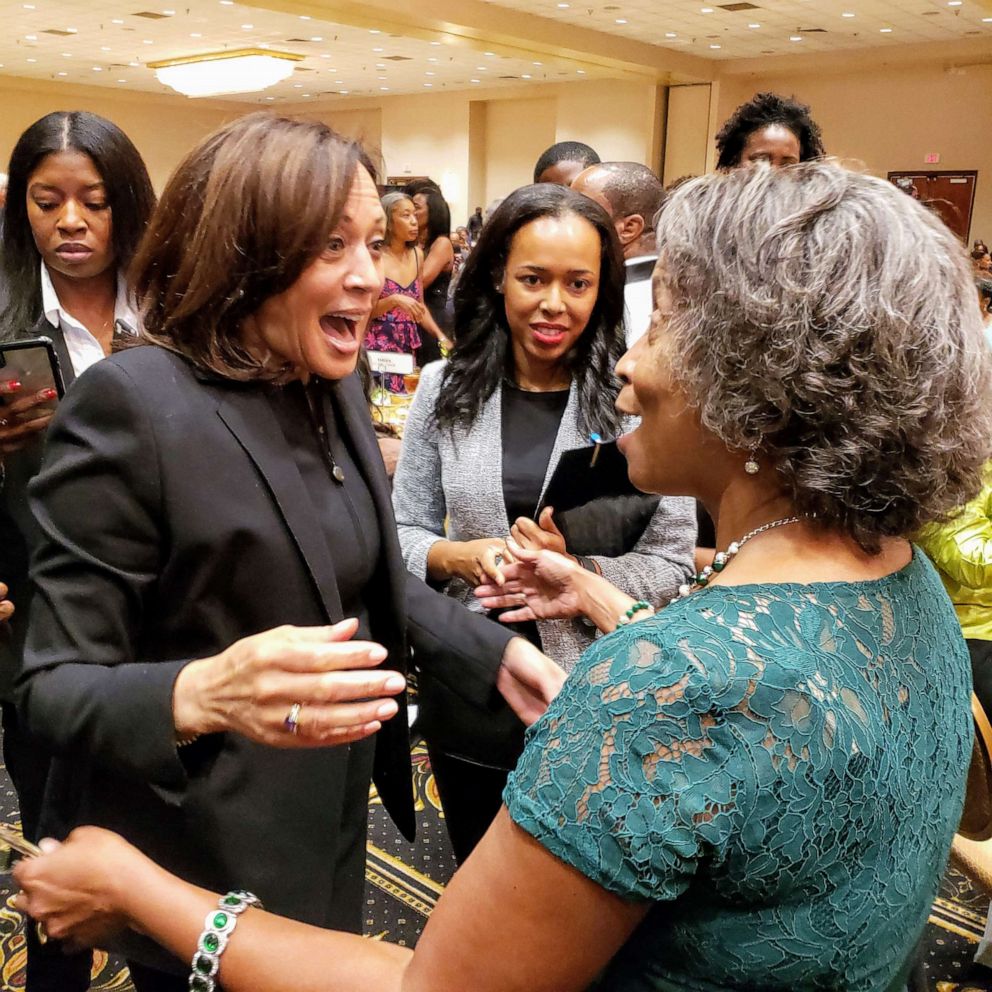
left=510, top=507, right=570, bottom=559
left=14, top=828, right=145, bottom=949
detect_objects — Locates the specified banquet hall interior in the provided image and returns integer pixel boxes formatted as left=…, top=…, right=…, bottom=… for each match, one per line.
left=0, top=0, right=990, bottom=989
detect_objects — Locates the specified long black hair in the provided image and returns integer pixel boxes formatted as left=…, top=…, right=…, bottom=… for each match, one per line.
left=715, top=92, right=824, bottom=170
left=415, top=186, right=451, bottom=252
left=435, top=183, right=626, bottom=438
left=0, top=111, right=156, bottom=337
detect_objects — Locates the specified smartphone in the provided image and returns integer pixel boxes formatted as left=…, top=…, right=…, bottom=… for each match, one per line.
left=0, top=337, right=66, bottom=418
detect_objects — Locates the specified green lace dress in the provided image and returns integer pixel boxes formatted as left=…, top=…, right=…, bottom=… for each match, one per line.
left=504, top=550, right=972, bottom=991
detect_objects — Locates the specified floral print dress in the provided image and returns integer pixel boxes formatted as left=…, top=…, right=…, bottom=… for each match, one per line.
left=364, top=276, right=423, bottom=393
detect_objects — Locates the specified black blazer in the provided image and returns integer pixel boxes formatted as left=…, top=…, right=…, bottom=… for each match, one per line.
left=19, top=345, right=511, bottom=949
left=0, top=317, right=74, bottom=700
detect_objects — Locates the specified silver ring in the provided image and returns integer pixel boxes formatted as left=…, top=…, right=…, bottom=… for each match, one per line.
left=284, top=702, right=302, bottom=735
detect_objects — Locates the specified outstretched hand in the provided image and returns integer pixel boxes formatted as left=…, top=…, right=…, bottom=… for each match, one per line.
left=475, top=540, right=587, bottom=623
left=497, top=636, right=566, bottom=726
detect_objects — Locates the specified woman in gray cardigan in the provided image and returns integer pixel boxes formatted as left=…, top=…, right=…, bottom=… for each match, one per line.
left=392, top=184, right=695, bottom=860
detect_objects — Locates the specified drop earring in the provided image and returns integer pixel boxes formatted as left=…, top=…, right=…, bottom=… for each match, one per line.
left=744, top=449, right=760, bottom=475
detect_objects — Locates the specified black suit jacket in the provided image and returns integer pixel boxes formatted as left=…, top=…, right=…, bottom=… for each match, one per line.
left=19, top=345, right=512, bottom=959
left=0, top=317, right=74, bottom=700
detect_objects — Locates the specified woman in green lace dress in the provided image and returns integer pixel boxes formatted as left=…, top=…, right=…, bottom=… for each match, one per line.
left=15, top=161, right=992, bottom=992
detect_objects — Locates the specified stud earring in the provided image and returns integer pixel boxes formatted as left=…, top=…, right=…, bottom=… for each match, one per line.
left=744, top=450, right=760, bottom=475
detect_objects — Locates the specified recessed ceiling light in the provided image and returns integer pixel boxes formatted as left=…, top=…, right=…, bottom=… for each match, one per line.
left=984, top=15, right=992, bottom=20
left=423, top=82, right=432, bottom=86
left=533, top=60, right=543, bottom=65
left=370, top=29, right=381, bottom=33
left=22, top=3, right=35, bottom=8
left=790, top=34, right=802, bottom=40
left=57, top=70, right=67, bottom=76
left=129, top=60, right=139, bottom=66
left=430, top=40, right=441, bottom=45
left=321, top=54, right=332, bottom=59
left=665, top=32, right=677, bottom=37
left=842, top=11, right=855, bottom=16
left=162, top=8, right=175, bottom=13
left=522, top=73, right=532, bottom=77
left=372, top=46, right=384, bottom=52
left=335, top=79, right=343, bottom=83
left=92, top=66, right=102, bottom=71
left=266, top=96, right=274, bottom=100
left=241, top=24, right=253, bottom=29
left=61, top=51, right=71, bottom=57
left=700, top=7, right=713, bottom=12
left=293, top=82, right=302, bottom=87
left=112, top=18, right=124, bottom=24
left=303, top=93, right=310, bottom=97
left=25, top=34, right=36, bottom=40
left=879, top=26, right=892, bottom=32
left=748, top=22, right=760, bottom=28
left=615, top=18, right=627, bottom=24
left=376, top=62, right=385, bottom=67
left=577, top=68, right=586, bottom=73
left=948, top=1, right=962, bottom=6
left=299, top=14, right=310, bottom=19
left=380, top=86, right=389, bottom=90
left=100, top=45, right=112, bottom=51
left=428, top=56, right=439, bottom=61
left=118, top=78, right=126, bottom=83
left=470, top=77, right=480, bottom=82
left=484, top=51, right=496, bottom=55
left=709, top=43, right=721, bottom=48
left=190, top=32, right=202, bottom=38
left=425, top=70, right=435, bottom=75
left=477, top=65, right=487, bottom=69
left=220, top=1, right=233, bottom=5
left=65, top=27, right=77, bottom=33
left=26, top=57, right=36, bottom=62
left=310, top=36, right=323, bottom=41
left=340, top=89, right=349, bottom=93
left=557, top=3, right=570, bottom=8
left=143, top=38, right=153, bottom=44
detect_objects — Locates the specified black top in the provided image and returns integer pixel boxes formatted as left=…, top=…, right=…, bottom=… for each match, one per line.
left=267, top=380, right=380, bottom=639
left=501, top=382, right=569, bottom=524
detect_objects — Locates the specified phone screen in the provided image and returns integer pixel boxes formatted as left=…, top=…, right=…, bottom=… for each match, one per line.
left=0, top=341, right=63, bottom=419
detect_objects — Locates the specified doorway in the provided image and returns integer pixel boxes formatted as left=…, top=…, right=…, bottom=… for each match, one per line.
left=888, top=170, right=977, bottom=242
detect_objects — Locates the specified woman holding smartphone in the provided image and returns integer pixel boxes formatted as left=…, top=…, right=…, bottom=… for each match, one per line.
left=0, top=110, right=155, bottom=992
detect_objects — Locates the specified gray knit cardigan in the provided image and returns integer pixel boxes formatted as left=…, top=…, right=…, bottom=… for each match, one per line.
left=392, top=361, right=697, bottom=671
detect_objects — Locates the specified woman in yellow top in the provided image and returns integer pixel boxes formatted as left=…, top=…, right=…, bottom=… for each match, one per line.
left=920, top=465, right=992, bottom=712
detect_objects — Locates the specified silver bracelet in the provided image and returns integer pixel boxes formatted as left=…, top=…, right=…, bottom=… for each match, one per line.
left=189, top=890, right=262, bottom=992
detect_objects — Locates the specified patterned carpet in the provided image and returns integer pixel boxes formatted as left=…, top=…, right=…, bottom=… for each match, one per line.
left=0, top=735, right=987, bottom=990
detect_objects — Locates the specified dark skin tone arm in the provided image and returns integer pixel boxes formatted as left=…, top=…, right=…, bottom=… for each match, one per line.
left=16, top=810, right=648, bottom=992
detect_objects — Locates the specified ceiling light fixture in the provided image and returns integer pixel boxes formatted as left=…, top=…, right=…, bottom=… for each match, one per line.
left=948, top=1, right=962, bottom=6
left=149, top=48, right=303, bottom=97
left=710, top=43, right=721, bottom=48
left=748, top=22, right=760, bottom=28
left=790, top=34, right=802, bottom=40
left=112, top=18, right=124, bottom=24
left=842, top=11, right=855, bottom=16
left=665, top=32, right=677, bottom=37
left=879, top=26, right=892, bottom=32
left=615, top=18, right=627, bottom=24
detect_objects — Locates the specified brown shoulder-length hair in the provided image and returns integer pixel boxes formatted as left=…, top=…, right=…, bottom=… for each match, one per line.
left=131, top=112, right=370, bottom=379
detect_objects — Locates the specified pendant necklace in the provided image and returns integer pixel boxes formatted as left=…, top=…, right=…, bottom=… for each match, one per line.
left=304, top=381, right=346, bottom=484
left=675, top=514, right=810, bottom=600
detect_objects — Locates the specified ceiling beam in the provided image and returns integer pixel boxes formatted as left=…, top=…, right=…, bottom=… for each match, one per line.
left=239, top=0, right=716, bottom=83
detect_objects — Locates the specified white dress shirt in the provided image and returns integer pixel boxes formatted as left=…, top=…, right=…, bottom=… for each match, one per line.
left=40, top=262, right=138, bottom=377
left=623, top=254, right=657, bottom=347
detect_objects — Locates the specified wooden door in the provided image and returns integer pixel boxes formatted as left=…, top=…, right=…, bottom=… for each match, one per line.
left=888, top=170, right=977, bottom=242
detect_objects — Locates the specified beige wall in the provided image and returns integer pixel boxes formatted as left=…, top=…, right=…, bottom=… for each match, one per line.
left=663, top=84, right=712, bottom=185
left=301, top=77, right=663, bottom=224
left=483, top=97, right=556, bottom=204
left=718, top=63, right=992, bottom=241
left=0, top=77, right=238, bottom=191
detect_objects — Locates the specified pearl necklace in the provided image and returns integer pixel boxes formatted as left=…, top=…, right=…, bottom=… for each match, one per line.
left=676, top=514, right=808, bottom=600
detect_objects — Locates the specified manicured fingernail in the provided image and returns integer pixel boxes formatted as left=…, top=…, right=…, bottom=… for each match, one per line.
left=377, top=701, right=398, bottom=719
left=0, top=380, right=21, bottom=394
left=383, top=675, right=406, bottom=693
left=40, top=388, right=57, bottom=400
left=369, top=646, right=387, bottom=663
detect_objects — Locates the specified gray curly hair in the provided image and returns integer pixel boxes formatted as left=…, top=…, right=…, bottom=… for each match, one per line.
left=657, top=160, right=992, bottom=552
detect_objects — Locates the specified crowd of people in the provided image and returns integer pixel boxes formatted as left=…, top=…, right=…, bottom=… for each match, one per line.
left=0, top=89, right=986, bottom=992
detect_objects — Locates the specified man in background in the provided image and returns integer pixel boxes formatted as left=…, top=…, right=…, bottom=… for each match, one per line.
left=533, top=140, right=600, bottom=186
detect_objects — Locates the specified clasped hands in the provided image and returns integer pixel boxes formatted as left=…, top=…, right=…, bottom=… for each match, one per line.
left=427, top=507, right=572, bottom=589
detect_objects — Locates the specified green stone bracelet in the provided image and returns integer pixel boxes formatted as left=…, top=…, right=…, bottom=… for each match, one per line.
left=617, top=600, right=651, bottom=626
left=188, top=890, right=262, bottom=992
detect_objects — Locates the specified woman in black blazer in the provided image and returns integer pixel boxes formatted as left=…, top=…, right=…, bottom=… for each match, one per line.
left=17, top=113, right=558, bottom=992
left=0, top=111, right=155, bottom=992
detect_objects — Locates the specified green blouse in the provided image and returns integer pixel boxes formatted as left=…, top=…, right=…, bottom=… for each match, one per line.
left=505, top=550, right=971, bottom=991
